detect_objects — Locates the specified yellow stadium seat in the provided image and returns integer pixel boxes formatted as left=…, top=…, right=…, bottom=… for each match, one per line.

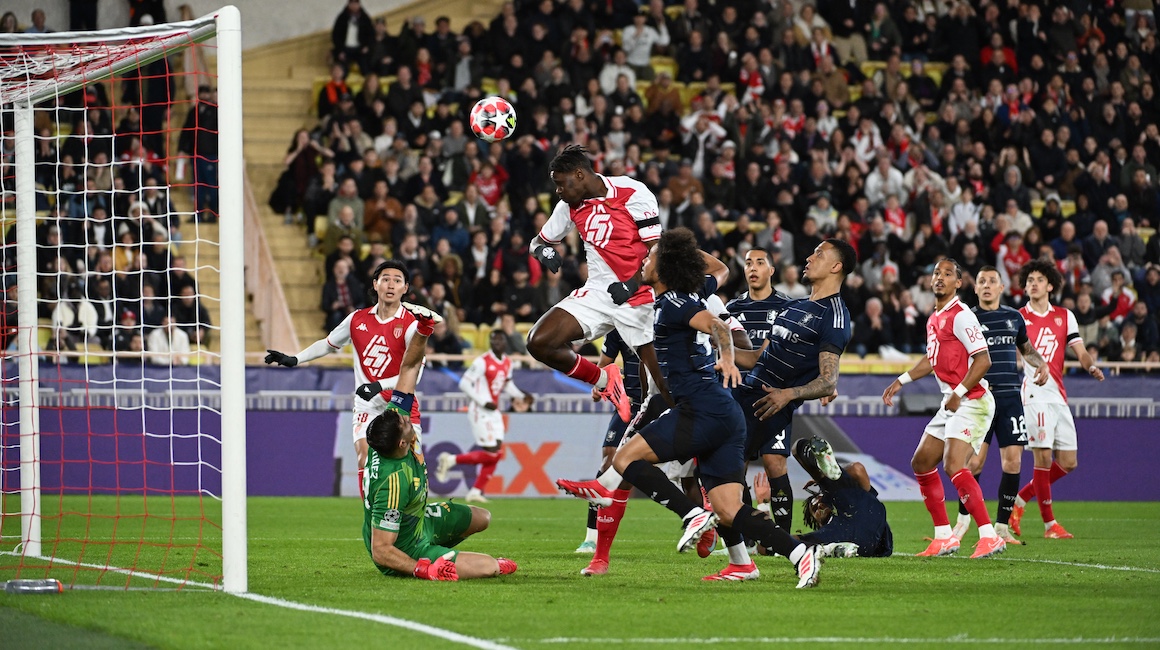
left=860, top=61, right=887, bottom=78
left=538, top=192, right=554, bottom=213
left=664, top=5, right=685, bottom=20
left=1061, top=200, right=1076, bottom=217
left=1031, top=199, right=1045, bottom=217
left=716, top=221, right=737, bottom=235
left=481, top=77, right=499, bottom=96
left=475, top=324, right=493, bottom=351
left=681, top=81, right=706, bottom=108
left=314, top=215, right=328, bottom=243
left=649, top=56, right=678, bottom=80
left=459, top=322, right=479, bottom=347
left=38, top=326, right=52, bottom=351
left=847, top=85, right=862, bottom=102
left=1139, top=227, right=1155, bottom=243
left=927, top=69, right=943, bottom=88
left=636, top=80, right=652, bottom=109
left=515, top=322, right=533, bottom=339
left=719, top=82, right=736, bottom=97
left=445, top=191, right=464, bottom=206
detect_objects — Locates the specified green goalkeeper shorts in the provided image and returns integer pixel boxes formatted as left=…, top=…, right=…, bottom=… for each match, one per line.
left=382, top=501, right=474, bottom=576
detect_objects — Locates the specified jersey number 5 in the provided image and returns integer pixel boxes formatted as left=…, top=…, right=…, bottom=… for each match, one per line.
left=584, top=207, right=613, bottom=248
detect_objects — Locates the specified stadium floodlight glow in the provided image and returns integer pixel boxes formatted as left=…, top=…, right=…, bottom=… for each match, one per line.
left=0, top=6, right=246, bottom=594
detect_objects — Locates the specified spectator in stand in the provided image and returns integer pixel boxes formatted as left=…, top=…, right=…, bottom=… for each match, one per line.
left=171, top=284, right=213, bottom=347
left=321, top=257, right=366, bottom=331
left=852, top=297, right=894, bottom=357
left=621, top=12, right=669, bottom=82
left=331, top=0, right=374, bottom=75
left=178, top=85, right=218, bottom=223
left=147, top=317, right=190, bottom=366
left=363, top=178, right=403, bottom=243
left=323, top=205, right=366, bottom=256
left=426, top=319, right=464, bottom=369
left=1101, top=270, right=1137, bottom=326
left=1083, top=220, right=1120, bottom=271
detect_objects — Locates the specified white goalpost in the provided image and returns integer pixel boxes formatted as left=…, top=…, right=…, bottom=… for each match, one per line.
left=0, top=6, right=246, bottom=593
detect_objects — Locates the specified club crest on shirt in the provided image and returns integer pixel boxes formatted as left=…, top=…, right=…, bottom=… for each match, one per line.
left=799, top=312, right=815, bottom=326
left=939, top=316, right=948, bottom=329
left=1007, top=319, right=1015, bottom=330
left=394, top=326, right=404, bottom=338
left=1053, top=317, right=1063, bottom=326
left=768, top=310, right=778, bottom=323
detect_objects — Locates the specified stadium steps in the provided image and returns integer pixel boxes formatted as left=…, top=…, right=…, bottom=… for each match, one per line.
left=239, top=0, right=510, bottom=355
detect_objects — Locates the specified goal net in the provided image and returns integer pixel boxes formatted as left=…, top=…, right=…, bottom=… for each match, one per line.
left=0, top=7, right=246, bottom=592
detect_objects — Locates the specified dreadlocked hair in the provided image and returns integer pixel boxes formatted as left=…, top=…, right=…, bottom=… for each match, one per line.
left=656, top=227, right=708, bottom=294
left=549, top=144, right=594, bottom=174
left=800, top=483, right=826, bottom=530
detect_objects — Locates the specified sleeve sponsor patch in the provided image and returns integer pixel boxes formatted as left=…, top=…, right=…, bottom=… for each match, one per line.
left=379, top=509, right=401, bottom=532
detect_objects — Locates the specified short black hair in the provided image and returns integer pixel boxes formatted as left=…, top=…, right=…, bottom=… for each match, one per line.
left=937, top=257, right=964, bottom=279
left=549, top=144, right=594, bottom=174
left=366, top=411, right=407, bottom=457
left=747, top=246, right=772, bottom=264
left=825, top=238, right=857, bottom=276
left=372, top=259, right=410, bottom=284
left=977, top=264, right=999, bottom=275
left=1019, top=258, right=1062, bottom=292
left=656, top=227, right=707, bottom=294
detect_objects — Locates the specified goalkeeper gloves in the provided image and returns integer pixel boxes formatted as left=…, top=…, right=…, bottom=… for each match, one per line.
left=401, top=302, right=442, bottom=336
left=533, top=244, right=563, bottom=273
left=607, top=277, right=641, bottom=305
left=413, top=554, right=458, bottom=581
left=355, top=381, right=383, bottom=402
left=264, top=350, right=297, bottom=367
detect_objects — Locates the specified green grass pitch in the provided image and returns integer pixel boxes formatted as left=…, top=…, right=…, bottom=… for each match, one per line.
left=2, top=496, right=1160, bottom=649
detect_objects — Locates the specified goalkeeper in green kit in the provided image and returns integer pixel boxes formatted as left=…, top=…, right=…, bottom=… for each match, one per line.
left=363, top=302, right=518, bottom=581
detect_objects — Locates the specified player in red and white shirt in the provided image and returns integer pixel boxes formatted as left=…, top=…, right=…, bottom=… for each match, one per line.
left=527, top=144, right=668, bottom=421
left=883, top=259, right=1005, bottom=560
left=264, top=260, right=424, bottom=498
left=434, top=330, right=532, bottom=503
left=1010, top=259, right=1105, bottom=540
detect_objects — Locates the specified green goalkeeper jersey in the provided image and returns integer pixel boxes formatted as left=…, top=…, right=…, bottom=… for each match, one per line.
left=362, top=391, right=428, bottom=562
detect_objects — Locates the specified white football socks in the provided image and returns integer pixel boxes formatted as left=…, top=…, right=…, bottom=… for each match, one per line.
left=934, top=524, right=953, bottom=539
left=597, top=468, right=623, bottom=491
left=727, top=543, right=752, bottom=566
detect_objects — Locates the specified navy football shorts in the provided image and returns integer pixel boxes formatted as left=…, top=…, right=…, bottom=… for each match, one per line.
left=640, top=388, right=746, bottom=492
left=984, top=392, right=1029, bottom=448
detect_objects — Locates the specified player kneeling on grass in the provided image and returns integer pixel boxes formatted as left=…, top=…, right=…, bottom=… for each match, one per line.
left=363, top=303, right=517, bottom=581
left=557, top=228, right=824, bottom=589
left=792, top=436, right=893, bottom=559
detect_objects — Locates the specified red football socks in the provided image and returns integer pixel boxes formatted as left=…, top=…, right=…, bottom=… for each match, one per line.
left=1017, top=461, right=1070, bottom=504
left=474, top=457, right=499, bottom=491
left=593, top=489, right=631, bottom=563
left=566, top=355, right=603, bottom=385
left=915, top=469, right=949, bottom=527
left=357, top=467, right=365, bottom=501
left=1033, top=466, right=1055, bottom=523
left=951, top=468, right=991, bottom=526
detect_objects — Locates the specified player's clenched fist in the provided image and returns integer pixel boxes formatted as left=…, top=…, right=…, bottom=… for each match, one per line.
left=413, top=554, right=458, bottom=581
left=264, top=349, right=297, bottom=367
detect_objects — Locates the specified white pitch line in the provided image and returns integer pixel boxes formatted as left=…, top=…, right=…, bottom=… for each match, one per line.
left=0, top=551, right=219, bottom=590
left=500, top=637, right=1160, bottom=645
left=236, top=592, right=518, bottom=650
left=939, top=554, right=1160, bottom=574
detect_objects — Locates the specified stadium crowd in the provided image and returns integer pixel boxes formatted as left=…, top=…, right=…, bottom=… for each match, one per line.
left=272, top=0, right=1160, bottom=367
left=2, top=4, right=215, bottom=366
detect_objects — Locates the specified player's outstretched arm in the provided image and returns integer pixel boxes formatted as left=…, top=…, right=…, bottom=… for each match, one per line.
left=1071, top=341, right=1105, bottom=381
left=882, top=355, right=932, bottom=406
left=394, top=305, right=439, bottom=395
left=700, top=250, right=729, bottom=290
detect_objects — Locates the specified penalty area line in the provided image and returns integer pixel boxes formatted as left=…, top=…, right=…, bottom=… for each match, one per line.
left=235, top=592, right=518, bottom=650
left=944, top=555, right=1160, bottom=574
left=497, top=637, right=1160, bottom=645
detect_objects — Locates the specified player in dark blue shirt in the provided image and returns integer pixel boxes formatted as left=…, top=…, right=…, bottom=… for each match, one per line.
left=732, top=240, right=856, bottom=538
left=726, top=247, right=798, bottom=531
left=558, top=228, right=824, bottom=588
left=575, top=329, right=642, bottom=555
left=791, top=435, right=893, bottom=558
left=952, top=266, right=1049, bottom=544
left=726, top=247, right=792, bottom=345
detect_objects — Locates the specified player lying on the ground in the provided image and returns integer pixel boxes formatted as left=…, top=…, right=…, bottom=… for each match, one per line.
left=792, top=436, right=893, bottom=558
left=436, top=330, right=533, bottom=503
left=363, top=303, right=517, bottom=581
left=557, top=228, right=824, bottom=589
left=265, top=260, right=424, bottom=498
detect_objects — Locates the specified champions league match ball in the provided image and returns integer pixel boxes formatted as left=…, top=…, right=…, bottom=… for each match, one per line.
left=469, top=96, right=517, bottom=143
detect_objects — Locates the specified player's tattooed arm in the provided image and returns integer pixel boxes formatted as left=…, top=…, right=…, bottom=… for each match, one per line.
left=753, top=351, right=839, bottom=420
left=709, top=316, right=742, bottom=388
left=1018, top=340, right=1050, bottom=386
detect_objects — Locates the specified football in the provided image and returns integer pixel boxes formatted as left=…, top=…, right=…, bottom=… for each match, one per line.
left=469, top=96, right=517, bottom=143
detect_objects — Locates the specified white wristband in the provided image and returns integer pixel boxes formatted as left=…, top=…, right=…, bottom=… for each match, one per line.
left=953, top=384, right=969, bottom=398
left=896, top=372, right=913, bottom=385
